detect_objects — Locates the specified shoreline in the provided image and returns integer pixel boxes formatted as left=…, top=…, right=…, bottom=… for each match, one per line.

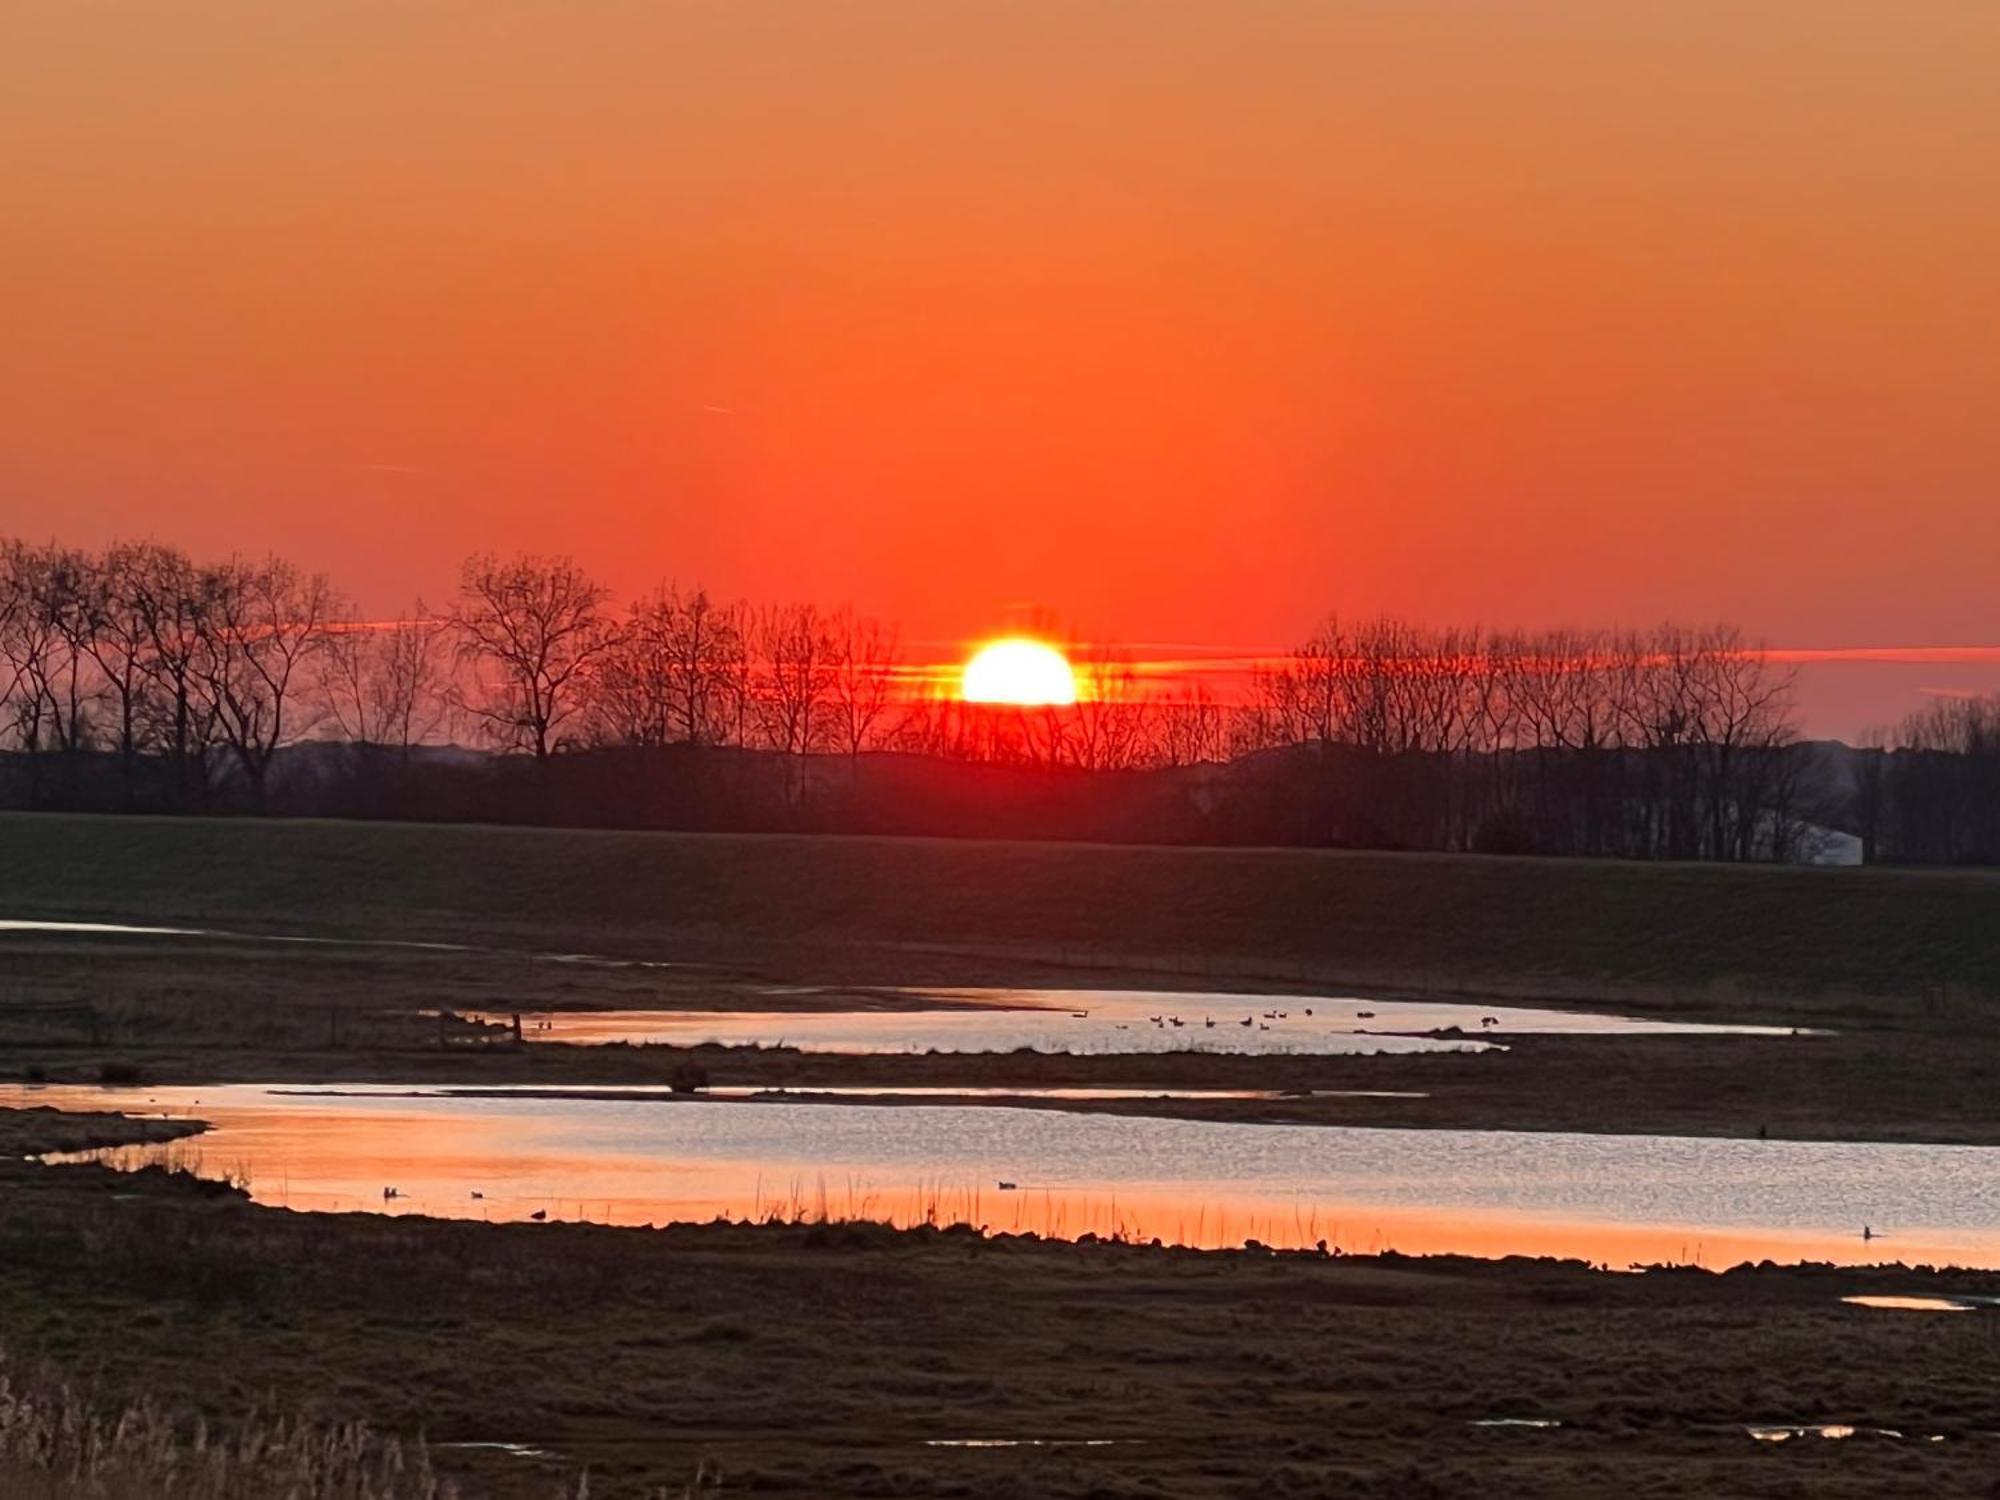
left=6, top=1105, right=1994, bottom=1278
left=11, top=1022, right=1999, bottom=1147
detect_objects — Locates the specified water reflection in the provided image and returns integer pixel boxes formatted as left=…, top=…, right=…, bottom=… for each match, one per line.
left=12, top=1084, right=1998, bottom=1271
left=1842, top=1294, right=1997, bottom=1313
left=269, top=1083, right=1323, bottom=1102
left=467, top=987, right=1802, bottom=1057
left=1746, top=1424, right=1915, bottom=1443
left=0, top=917, right=682, bottom=970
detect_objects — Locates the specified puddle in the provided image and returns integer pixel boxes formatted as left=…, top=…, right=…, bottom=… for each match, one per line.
left=464, top=1002, right=1492, bottom=1057
left=13, top=1083, right=2000, bottom=1270
left=0, top=920, right=211, bottom=938
left=270, top=1084, right=1293, bottom=1103
left=434, top=1441, right=560, bottom=1460
left=1842, top=1294, right=1999, bottom=1313
left=920, top=988, right=1812, bottom=1038
left=466, top=987, right=1807, bottom=1059
left=1470, top=1418, right=1562, bottom=1429
left=924, top=1439, right=1131, bottom=1448
left=0, top=918, right=682, bottom=971
left=1745, top=1424, right=1909, bottom=1443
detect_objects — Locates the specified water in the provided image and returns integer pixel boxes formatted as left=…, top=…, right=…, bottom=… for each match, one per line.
left=0, top=917, right=683, bottom=970
left=3, top=917, right=1810, bottom=1057
left=269, top=1083, right=1321, bottom=1102
left=1842, top=1294, right=2000, bottom=1313
left=1746, top=1425, right=1928, bottom=1443
left=16, top=1083, right=1999, bottom=1271
left=466, top=987, right=1801, bottom=1057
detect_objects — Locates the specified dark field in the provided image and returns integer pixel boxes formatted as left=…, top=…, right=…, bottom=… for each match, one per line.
left=8, top=811, right=2000, bottom=1011
left=5, top=813, right=2000, bottom=1496
left=0, top=854, right=1995, bottom=1148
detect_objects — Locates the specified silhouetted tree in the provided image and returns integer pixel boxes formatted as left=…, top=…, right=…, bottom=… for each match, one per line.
left=828, top=607, right=901, bottom=758
left=189, top=555, right=337, bottom=804
left=451, top=554, right=614, bottom=763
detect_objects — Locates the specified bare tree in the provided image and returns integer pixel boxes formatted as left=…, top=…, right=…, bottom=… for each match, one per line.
left=321, top=602, right=451, bottom=752
left=751, top=603, right=835, bottom=757
left=189, top=555, right=338, bottom=803
left=450, top=554, right=614, bottom=762
left=660, top=587, right=748, bottom=747
left=587, top=588, right=677, bottom=749
left=827, top=607, right=901, bottom=758
left=1682, top=625, right=1798, bottom=860
left=75, top=542, right=159, bottom=781
left=0, top=542, right=96, bottom=756
left=1155, top=684, right=1227, bottom=767
left=1064, top=649, right=1152, bottom=771
left=125, top=543, right=222, bottom=799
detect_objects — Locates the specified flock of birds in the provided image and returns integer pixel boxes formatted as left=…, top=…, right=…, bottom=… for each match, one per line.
left=377, top=997, right=1518, bottom=1219
left=1121, top=1006, right=1505, bottom=1033
left=383, top=1184, right=548, bottom=1220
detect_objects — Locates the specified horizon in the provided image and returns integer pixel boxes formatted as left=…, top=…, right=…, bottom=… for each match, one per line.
left=13, top=528, right=2000, bottom=738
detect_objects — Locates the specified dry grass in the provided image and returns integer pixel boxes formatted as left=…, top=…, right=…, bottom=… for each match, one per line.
left=0, top=1346, right=454, bottom=1499
left=0, top=1345, right=720, bottom=1500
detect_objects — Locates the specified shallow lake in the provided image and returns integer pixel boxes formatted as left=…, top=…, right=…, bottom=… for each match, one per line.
left=466, top=987, right=1802, bottom=1056
left=15, top=1083, right=1996, bottom=1272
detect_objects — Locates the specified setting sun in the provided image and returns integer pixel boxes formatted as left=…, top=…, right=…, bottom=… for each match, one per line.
left=960, top=638, right=1078, bottom=706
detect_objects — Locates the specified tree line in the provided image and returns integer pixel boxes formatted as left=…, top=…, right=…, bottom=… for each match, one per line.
left=0, top=540, right=1231, bottom=796
left=1855, top=694, right=2000, bottom=864
left=1236, top=619, right=1812, bottom=860
left=0, top=535, right=1987, bottom=863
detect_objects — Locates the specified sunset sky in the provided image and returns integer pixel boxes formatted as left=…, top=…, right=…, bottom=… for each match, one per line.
left=5, top=2, right=1998, bottom=733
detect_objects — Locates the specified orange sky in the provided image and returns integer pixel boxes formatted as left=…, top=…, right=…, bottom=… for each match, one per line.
left=4, top=3, right=2000, bottom=732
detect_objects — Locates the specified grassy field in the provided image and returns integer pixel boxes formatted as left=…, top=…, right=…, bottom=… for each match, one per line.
left=4, top=1111, right=1999, bottom=1499
left=3, top=812, right=1999, bottom=1145
left=6, top=820, right=2000, bottom=1496
left=6, top=811, right=2000, bottom=1012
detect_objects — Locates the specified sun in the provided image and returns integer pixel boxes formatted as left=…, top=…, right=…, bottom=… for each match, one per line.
left=961, top=638, right=1078, bottom=706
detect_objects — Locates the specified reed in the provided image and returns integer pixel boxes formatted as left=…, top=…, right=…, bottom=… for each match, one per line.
left=0, top=1346, right=452, bottom=1499
left=0, top=1348, right=723, bottom=1499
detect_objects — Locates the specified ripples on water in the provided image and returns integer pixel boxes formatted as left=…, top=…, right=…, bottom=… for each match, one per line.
left=13, top=1084, right=1997, bottom=1272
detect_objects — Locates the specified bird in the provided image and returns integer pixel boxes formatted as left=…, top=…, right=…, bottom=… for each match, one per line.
left=997, top=1181, right=1018, bottom=1191
left=530, top=1209, right=548, bottom=1222
left=470, top=1190, right=485, bottom=1200
left=382, top=1187, right=399, bottom=1201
